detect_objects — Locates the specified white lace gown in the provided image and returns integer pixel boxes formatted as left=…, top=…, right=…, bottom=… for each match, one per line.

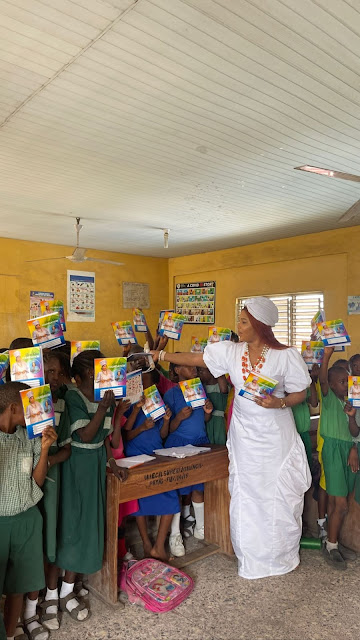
left=203, top=341, right=312, bottom=579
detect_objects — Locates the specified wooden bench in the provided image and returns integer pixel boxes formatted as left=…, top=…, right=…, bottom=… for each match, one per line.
left=88, top=445, right=232, bottom=605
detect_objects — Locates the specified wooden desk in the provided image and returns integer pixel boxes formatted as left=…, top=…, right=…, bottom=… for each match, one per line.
left=88, top=445, right=232, bottom=605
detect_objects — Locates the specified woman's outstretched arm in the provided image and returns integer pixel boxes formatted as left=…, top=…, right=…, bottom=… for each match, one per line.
left=150, top=350, right=205, bottom=367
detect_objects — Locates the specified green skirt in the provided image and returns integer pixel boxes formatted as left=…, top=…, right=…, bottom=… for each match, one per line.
left=206, top=415, right=227, bottom=445
left=56, top=445, right=106, bottom=575
left=322, top=438, right=356, bottom=497
left=39, top=461, right=60, bottom=564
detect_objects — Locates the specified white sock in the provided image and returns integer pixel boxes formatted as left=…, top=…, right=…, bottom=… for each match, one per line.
left=7, top=636, right=14, bottom=640
left=192, top=501, right=204, bottom=530
left=326, top=540, right=338, bottom=552
left=43, top=588, right=59, bottom=630
left=317, top=518, right=326, bottom=527
left=170, top=512, right=181, bottom=537
left=24, top=598, right=48, bottom=640
left=182, top=504, right=195, bottom=520
left=60, top=581, right=89, bottom=621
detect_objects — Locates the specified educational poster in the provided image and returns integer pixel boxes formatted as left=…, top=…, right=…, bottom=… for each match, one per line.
left=123, top=282, right=150, bottom=309
left=239, top=373, right=278, bottom=402
left=142, top=385, right=166, bottom=421
left=0, top=351, right=9, bottom=385
left=27, top=313, right=65, bottom=349
left=348, top=296, right=360, bottom=315
left=40, top=299, right=66, bottom=332
left=9, top=347, right=44, bottom=387
left=67, top=270, right=95, bottom=323
left=348, top=376, right=360, bottom=407
left=208, top=327, right=231, bottom=343
left=158, top=312, right=185, bottom=340
left=112, top=321, right=137, bottom=346
left=175, top=281, right=216, bottom=324
left=94, top=357, right=127, bottom=401
left=70, top=340, right=100, bottom=364
left=30, top=291, right=54, bottom=319
left=125, top=369, right=143, bottom=405
left=133, top=308, right=147, bottom=332
left=20, top=384, right=55, bottom=439
left=179, top=378, right=206, bottom=408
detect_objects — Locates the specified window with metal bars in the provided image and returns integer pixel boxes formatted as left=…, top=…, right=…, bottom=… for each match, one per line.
left=235, top=293, right=324, bottom=350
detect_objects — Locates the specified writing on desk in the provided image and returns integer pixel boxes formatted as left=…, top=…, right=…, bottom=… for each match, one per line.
left=143, top=462, right=202, bottom=482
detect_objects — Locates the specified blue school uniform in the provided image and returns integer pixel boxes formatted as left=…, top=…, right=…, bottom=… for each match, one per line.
left=124, top=409, right=179, bottom=516
left=163, top=386, right=210, bottom=495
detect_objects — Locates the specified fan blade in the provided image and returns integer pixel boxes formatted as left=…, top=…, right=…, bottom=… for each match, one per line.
left=72, top=247, right=86, bottom=261
left=25, top=256, right=67, bottom=263
left=338, top=199, right=360, bottom=223
left=84, top=257, right=124, bottom=266
left=295, top=165, right=360, bottom=182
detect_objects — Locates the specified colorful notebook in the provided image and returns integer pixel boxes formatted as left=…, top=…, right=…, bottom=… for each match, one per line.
left=190, top=337, right=207, bottom=353
left=239, top=372, right=278, bottom=402
left=30, top=291, right=54, bottom=319
left=208, top=327, right=231, bottom=343
left=142, top=385, right=166, bottom=421
left=70, top=340, right=100, bottom=364
left=133, top=308, right=147, bottom=333
left=94, top=357, right=127, bottom=401
left=316, top=319, right=351, bottom=347
left=9, top=347, right=44, bottom=387
left=348, top=376, right=360, bottom=408
left=27, top=313, right=65, bottom=349
left=20, top=384, right=55, bottom=439
left=158, top=309, right=174, bottom=333
left=301, top=341, right=324, bottom=370
left=0, top=351, right=9, bottom=385
left=112, top=321, right=137, bottom=346
left=179, top=377, right=206, bottom=408
left=159, top=312, right=185, bottom=341
left=40, top=299, right=66, bottom=332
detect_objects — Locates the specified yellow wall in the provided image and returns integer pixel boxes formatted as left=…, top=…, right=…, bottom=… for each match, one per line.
left=169, top=226, right=360, bottom=356
left=0, top=237, right=168, bottom=354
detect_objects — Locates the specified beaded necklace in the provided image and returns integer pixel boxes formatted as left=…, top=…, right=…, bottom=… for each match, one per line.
left=241, top=343, right=270, bottom=382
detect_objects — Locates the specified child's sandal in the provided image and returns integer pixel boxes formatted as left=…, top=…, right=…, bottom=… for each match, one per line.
left=59, top=592, right=91, bottom=622
left=14, top=623, right=28, bottom=640
left=23, top=614, right=49, bottom=639
left=39, top=599, right=60, bottom=629
left=74, top=580, right=90, bottom=606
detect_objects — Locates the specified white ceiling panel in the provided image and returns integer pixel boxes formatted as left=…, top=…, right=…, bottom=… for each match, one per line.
left=1, top=0, right=360, bottom=257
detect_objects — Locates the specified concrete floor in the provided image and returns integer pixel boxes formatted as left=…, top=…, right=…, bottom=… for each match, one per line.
left=50, top=543, right=360, bottom=640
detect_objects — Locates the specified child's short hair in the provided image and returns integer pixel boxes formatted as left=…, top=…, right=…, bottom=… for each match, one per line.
left=9, top=337, right=33, bottom=350
left=0, top=382, right=29, bottom=414
left=333, top=358, right=349, bottom=368
left=328, top=366, right=348, bottom=383
left=43, top=349, right=71, bottom=380
left=71, top=349, right=105, bottom=380
left=350, top=354, right=360, bottom=366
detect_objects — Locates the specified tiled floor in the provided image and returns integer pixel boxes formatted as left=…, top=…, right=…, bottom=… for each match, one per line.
left=50, top=542, right=360, bottom=640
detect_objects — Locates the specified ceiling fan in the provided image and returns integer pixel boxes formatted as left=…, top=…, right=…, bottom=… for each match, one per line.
left=295, top=166, right=360, bottom=223
left=25, top=218, right=125, bottom=266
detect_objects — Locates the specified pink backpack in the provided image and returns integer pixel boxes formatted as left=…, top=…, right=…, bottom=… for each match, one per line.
left=118, top=558, right=194, bottom=612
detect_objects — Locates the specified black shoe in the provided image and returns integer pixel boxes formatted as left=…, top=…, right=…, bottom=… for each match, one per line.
left=338, top=543, right=357, bottom=562
left=322, top=545, right=347, bottom=570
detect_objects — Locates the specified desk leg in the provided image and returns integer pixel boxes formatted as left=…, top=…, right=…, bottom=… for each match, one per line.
left=204, top=477, right=233, bottom=556
left=88, top=474, right=119, bottom=605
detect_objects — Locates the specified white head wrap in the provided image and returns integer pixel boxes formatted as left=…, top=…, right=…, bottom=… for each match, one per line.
left=33, top=320, right=40, bottom=327
left=14, top=351, right=21, bottom=358
left=76, top=342, right=82, bottom=348
left=244, top=297, right=278, bottom=327
left=26, top=390, right=34, bottom=399
left=100, top=359, right=107, bottom=367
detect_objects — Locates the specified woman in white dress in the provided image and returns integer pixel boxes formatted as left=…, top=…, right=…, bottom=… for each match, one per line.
left=151, top=297, right=311, bottom=579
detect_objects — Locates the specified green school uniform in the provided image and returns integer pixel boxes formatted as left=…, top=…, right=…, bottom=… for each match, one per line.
left=292, top=393, right=312, bottom=471
left=204, top=383, right=228, bottom=445
left=56, top=388, right=113, bottom=575
left=320, top=388, right=357, bottom=497
left=40, top=385, right=71, bottom=563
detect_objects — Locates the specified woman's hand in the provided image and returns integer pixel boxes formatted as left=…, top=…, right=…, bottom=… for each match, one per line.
left=116, top=398, right=131, bottom=416
left=98, top=390, right=115, bottom=411
left=109, top=458, right=128, bottom=482
left=255, top=393, right=282, bottom=409
left=149, top=350, right=160, bottom=363
left=348, top=446, right=359, bottom=473
left=310, top=363, right=320, bottom=382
